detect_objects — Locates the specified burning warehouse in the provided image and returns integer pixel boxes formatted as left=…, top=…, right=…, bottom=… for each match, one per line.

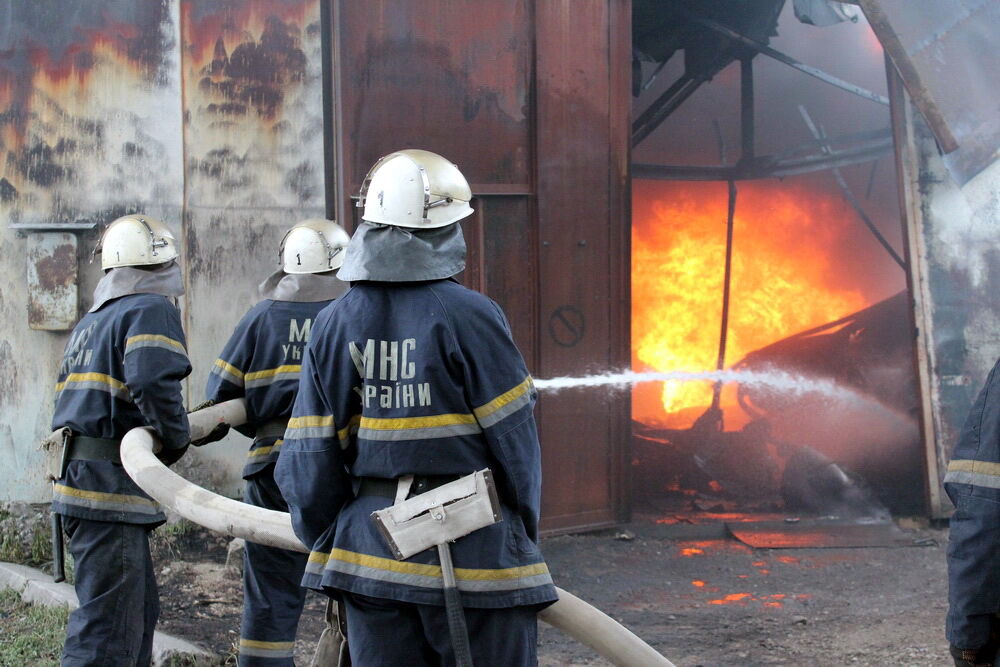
left=0, top=0, right=998, bottom=664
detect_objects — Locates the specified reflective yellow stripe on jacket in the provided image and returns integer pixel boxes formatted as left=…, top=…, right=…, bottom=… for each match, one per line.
left=124, top=334, right=187, bottom=357
left=945, top=459, right=1000, bottom=490
left=211, top=359, right=245, bottom=387
left=244, top=364, right=301, bottom=389
left=54, top=372, right=131, bottom=402
left=52, top=483, right=160, bottom=516
left=473, top=376, right=534, bottom=428
left=358, top=413, right=481, bottom=441
left=305, top=548, right=553, bottom=593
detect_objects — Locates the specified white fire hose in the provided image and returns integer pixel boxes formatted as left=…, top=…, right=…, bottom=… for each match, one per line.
left=120, top=399, right=674, bottom=667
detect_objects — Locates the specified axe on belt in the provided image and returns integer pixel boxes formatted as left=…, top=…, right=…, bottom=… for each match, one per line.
left=42, top=427, right=72, bottom=583
left=371, top=470, right=502, bottom=667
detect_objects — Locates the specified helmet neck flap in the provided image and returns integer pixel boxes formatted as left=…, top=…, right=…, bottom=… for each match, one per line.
left=336, top=221, right=466, bottom=283
left=90, top=262, right=184, bottom=312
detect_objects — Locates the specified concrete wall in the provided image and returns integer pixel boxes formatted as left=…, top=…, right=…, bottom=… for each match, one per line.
left=0, top=0, right=323, bottom=502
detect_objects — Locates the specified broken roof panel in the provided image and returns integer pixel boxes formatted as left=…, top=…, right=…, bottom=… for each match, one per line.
left=860, top=0, right=1000, bottom=184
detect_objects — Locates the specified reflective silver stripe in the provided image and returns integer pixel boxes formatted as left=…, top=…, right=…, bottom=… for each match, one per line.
left=339, top=424, right=358, bottom=450
left=239, top=641, right=295, bottom=659
left=239, top=646, right=295, bottom=659
left=245, top=370, right=301, bottom=389
left=285, top=425, right=337, bottom=440
left=210, top=362, right=244, bottom=387
left=255, top=420, right=288, bottom=440
left=56, top=381, right=132, bottom=402
left=357, top=423, right=482, bottom=441
left=53, top=492, right=162, bottom=516
left=476, top=390, right=532, bottom=429
left=320, top=558, right=554, bottom=593
left=247, top=440, right=282, bottom=460
left=944, top=470, right=1000, bottom=489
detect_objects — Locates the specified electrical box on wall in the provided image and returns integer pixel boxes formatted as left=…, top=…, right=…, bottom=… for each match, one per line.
left=12, top=222, right=96, bottom=332
left=26, top=232, right=79, bottom=331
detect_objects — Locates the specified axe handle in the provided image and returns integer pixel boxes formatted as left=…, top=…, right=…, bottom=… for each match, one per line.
left=437, top=543, right=473, bottom=667
left=51, top=512, right=65, bottom=583
left=51, top=431, right=71, bottom=583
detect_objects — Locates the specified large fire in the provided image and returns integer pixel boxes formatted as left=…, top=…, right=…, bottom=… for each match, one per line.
left=632, top=178, right=871, bottom=428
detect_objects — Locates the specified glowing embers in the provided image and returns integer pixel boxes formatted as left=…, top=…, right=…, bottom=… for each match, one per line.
left=631, top=178, right=870, bottom=428
left=673, top=539, right=749, bottom=558
left=706, top=592, right=810, bottom=608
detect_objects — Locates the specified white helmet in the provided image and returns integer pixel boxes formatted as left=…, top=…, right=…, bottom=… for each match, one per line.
left=96, top=214, right=179, bottom=270
left=279, top=219, right=350, bottom=274
left=357, top=149, right=473, bottom=228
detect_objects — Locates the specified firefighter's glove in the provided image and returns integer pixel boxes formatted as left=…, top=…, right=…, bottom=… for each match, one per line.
left=157, top=444, right=189, bottom=467
left=190, top=422, right=230, bottom=447
left=951, top=644, right=997, bottom=667
left=189, top=400, right=230, bottom=447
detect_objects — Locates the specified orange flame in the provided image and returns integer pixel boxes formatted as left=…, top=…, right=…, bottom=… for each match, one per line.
left=708, top=593, right=752, bottom=605
left=632, top=179, right=870, bottom=427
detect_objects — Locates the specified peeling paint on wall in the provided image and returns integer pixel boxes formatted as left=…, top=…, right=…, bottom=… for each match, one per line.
left=0, top=0, right=328, bottom=502
left=0, top=0, right=183, bottom=227
left=178, top=0, right=325, bottom=494
left=181, top=0, right=323, bottom=215
left=0, top=0, right=184, bottom=502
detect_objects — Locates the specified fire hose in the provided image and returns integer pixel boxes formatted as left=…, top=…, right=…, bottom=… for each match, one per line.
left=120, top=399, right=674, bottom=667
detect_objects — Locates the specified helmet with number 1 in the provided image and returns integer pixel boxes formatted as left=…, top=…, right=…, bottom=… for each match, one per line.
left=357, top=149, right=473, bottom=228
left=279, top=219, right=350, bottom=274
left=97, top=214, right=179, bottom=270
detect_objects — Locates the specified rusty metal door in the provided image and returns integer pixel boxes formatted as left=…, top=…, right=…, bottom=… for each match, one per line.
left=330, top=0, right=631, bottom=532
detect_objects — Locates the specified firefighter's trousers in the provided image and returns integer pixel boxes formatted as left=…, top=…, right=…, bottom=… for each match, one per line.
left=60, top=516, right=158, bottom=667
left=341, top=591, right=540, bottom=666
left=239, top=467, right=309, bottom=665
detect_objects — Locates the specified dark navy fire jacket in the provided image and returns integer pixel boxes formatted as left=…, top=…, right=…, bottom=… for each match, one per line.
left=206, top=298, right=336, bottom=478
left=945, top=358, right=1000, bottom=648
left=51, top=293, right=191, bottom=525
left=274, top=279, right=558, bottom=609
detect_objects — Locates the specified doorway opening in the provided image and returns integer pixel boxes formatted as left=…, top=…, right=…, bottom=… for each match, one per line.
left=629, top=0, right=923, bottom=521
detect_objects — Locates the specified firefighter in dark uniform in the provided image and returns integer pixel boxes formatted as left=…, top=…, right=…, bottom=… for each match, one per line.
left=946, top=359, right=1000, bottom=667
left=275, top=149, right=559, bottom=666
left=203, top=219, right=350, bottom=665
left=51, top=215, right=193, bottom=666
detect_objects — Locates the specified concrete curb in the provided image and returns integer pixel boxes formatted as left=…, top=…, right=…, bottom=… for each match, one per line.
left=0, top=561, right=213, bottom=666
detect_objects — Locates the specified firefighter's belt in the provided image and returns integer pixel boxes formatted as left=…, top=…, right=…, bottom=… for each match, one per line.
left=371, top=469, right=502, bottom=560
left=68, top=435, right=121, bottom=464
left=254, top=419, right=288, bottom=441
left=357, top=474, right=461, bottom=500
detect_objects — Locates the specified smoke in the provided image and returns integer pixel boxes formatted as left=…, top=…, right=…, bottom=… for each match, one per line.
left=533, top=367, right=860, bottom=403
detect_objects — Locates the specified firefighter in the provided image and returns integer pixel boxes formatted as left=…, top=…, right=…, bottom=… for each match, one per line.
left=202, top=219, right=350, bottom=665
left=274, top=149, right=559, bottom=666
left=945, top=359, right=1000, bottom=667
left=51, top=214, right=194, bottom=666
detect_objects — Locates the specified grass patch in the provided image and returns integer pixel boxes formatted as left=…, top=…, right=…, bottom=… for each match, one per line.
left=150, top=518, right=198, bottom=561
left=0, top=515, right=74, bottom=583
left=0, top=589, right=67, bottom=665
left=0, top=511, right=52, bottom=570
